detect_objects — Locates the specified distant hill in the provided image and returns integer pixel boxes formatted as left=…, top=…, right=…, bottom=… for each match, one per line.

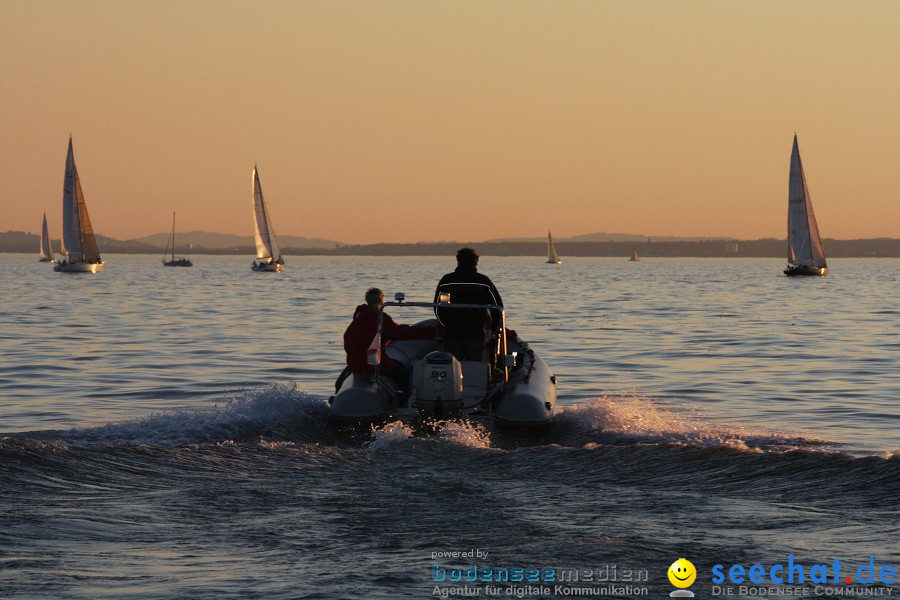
left=486, top=232, right=736, bottom=243
left=2, top=230, right=898, bottom=257
left=0, top=230, right=159, bottom=253
left=130, top=231, right=343, bottom=250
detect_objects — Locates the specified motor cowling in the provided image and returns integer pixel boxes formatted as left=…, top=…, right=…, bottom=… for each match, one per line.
left=411, top=351, right=464, bottom=419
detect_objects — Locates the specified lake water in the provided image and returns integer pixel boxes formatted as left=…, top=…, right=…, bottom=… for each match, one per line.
left=1, top=254, right=898, bottom=599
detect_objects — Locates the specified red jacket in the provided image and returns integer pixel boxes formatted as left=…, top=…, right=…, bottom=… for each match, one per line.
left=343, top=304, right=436, bottom=373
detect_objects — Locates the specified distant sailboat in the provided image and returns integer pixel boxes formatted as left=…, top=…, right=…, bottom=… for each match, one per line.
left=546, top=231, right=561, bottom=264
left=162, top=212, right=193, bottom=267
left=629, top=250, right=640, bottom=262
left=784, top=135, right=828, bottom=276
left=39, top=212, right=53, bottom=261
left=53, top=137, right=104, bottom=273
left=250, top=165, right=284, bottom=272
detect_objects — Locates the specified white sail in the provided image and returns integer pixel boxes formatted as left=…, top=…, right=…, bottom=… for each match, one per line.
left=787, top=135, right=827, bottom=269
left=59, top=137, right=102, bottom=265
left=547, top=231, right=561, bottom=263
left=251, top=166, right=283, bottom=264
left=39, top=212, right=53, bottom=260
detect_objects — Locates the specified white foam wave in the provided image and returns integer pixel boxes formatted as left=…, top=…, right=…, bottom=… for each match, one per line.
left=366, top=419, right=493, bottom=451
left=63, top=384, right=328, bottom=446
left=557, top=392, right=830, bottom=452
left=435, top=419, right=493, bottom=449
left=367, top=421, right=415, bottom=451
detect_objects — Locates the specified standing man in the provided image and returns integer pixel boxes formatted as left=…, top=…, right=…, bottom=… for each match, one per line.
left=433, top=247, right=503, bottom=361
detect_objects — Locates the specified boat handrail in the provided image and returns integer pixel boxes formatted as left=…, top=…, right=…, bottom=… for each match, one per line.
left=383, top=300, right=503, bottom=312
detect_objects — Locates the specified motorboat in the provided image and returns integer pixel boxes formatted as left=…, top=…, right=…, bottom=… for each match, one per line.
left=328, top=293, right=557, bottom=430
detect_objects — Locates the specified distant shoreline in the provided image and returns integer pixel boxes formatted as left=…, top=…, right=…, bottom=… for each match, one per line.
left=3, top=236, right=899, bottom=258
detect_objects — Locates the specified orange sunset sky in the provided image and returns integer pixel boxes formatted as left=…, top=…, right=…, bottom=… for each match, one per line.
left=1, top=0, right=898, bottom=244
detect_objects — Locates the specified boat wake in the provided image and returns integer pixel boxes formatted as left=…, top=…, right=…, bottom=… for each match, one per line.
left=2, top=385, right=898, bottom=511
left=12, top=384, right=331, bottom=448
left=552, top=392, right=834, bottom=453
left=2, top=384, right=892, bottom=463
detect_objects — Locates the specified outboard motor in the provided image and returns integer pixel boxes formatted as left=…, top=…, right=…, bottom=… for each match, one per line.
left=411, top=351, right=464, bottom=419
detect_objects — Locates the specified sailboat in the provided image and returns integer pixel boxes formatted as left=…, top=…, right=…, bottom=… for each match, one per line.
left=546, top=231, right=561, bottom=264
left=162, top=212, right=193, bottom=267
left=629, top=250, right=640, bottom=262
left=53, top=137, right=105, bottom=273
left=250, top=165, right=284, bottom=272
left=39, top=212, right=54, bottom=261
left=784, top=134, right=828, bottom=276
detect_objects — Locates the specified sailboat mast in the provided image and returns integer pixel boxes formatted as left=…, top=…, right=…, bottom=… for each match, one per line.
left=171, top=211, right=176, bottom=260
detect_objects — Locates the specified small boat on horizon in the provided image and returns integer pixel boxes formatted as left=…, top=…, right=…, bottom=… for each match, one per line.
left=629, top=250, right=640, bottom=261
left=546, top=230, right=561, bottom=264
left=162, top=212, right=193, bottom=267
left=250, top=165, right=284, bottom=272
left=54, top=137, right=105, bottom=273
left=784, top=134, right=828, bottom=276
left=39, top=212, right=54, bottom=262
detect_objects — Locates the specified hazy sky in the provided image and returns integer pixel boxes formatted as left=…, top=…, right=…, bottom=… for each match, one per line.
left=2, top=1, right=898, bottom=244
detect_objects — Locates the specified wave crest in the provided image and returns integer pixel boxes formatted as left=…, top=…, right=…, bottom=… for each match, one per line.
left=555, top=392, right=832, bottom=453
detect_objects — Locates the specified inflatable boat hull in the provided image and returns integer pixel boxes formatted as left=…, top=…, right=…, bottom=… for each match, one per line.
left=328, top=329, right=556, bottom=429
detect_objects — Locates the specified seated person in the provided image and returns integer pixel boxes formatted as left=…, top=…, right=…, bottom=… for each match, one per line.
left=433, top=247, right=503, bottom=362
left=341, top=288, right=436, bottom=392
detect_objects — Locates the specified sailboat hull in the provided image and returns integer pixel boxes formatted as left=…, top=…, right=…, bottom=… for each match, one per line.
left=784, top=265, right=827, bottom=276
left=163, top=258, right=193, bottom=267
left=53, top=261, right=105, bottom=273
left=251, top=261, right=283, bottom=272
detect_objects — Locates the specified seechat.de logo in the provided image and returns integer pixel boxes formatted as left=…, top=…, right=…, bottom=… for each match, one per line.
left=711, top=555, right=896, bottom=586
left=668, top=558, right=696, bottom=598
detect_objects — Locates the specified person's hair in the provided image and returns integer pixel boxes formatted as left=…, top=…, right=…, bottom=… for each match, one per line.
left=456, top=247, right=479, bottom=269
left=365, top=288, right=384, bottom=306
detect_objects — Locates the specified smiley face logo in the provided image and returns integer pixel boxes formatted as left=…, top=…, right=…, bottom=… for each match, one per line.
left=668, top=558, right=696, bottom=588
